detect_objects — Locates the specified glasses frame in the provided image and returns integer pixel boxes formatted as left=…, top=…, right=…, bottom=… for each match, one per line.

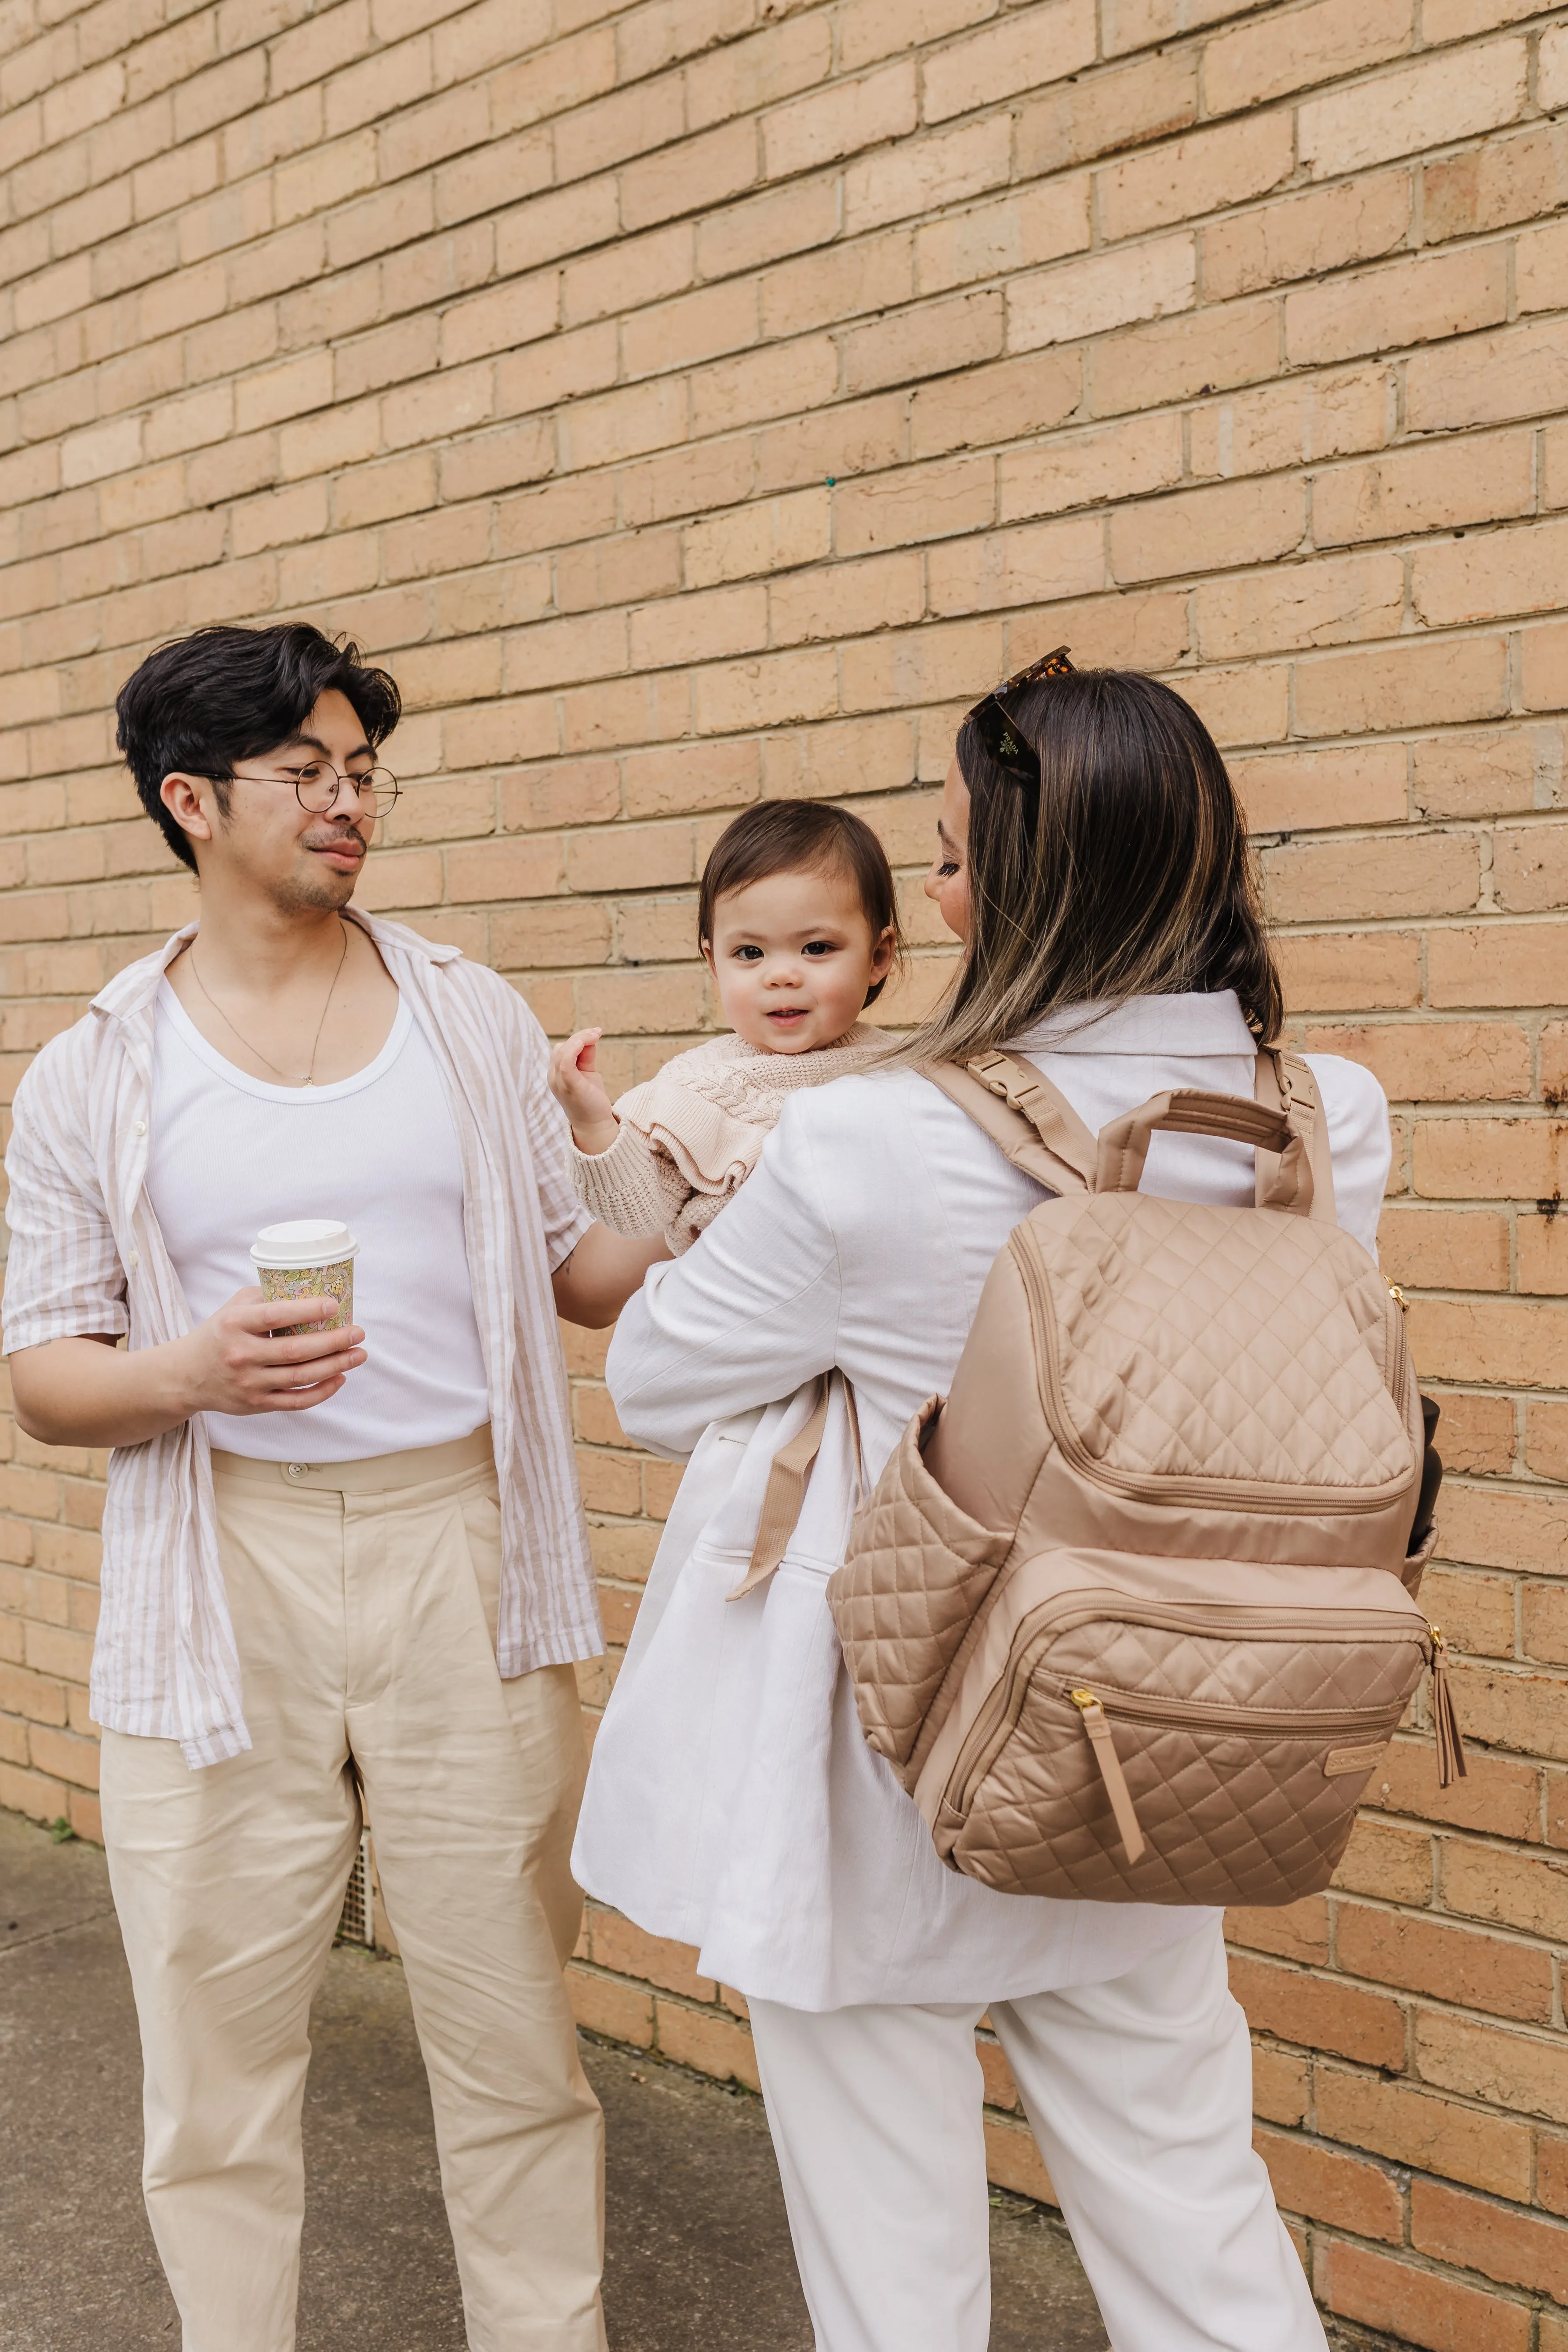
left=964, top=645, right=1075, bottom=787
left=204, top=762, right=402, bottom=818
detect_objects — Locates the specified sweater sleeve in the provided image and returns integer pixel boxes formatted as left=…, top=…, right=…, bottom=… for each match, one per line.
left=570, top=1117, right=697, bottom=1246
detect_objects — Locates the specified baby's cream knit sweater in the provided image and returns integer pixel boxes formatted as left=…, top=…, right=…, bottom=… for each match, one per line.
left=570, top=1026, right=885, bottom=1255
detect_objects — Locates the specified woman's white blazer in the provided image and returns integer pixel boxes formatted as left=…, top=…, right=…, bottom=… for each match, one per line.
left=573, top=992, right=1392, bottom=2011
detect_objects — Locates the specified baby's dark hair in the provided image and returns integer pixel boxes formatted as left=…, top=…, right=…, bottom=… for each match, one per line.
left=697, top=800, right=902, bottom=1007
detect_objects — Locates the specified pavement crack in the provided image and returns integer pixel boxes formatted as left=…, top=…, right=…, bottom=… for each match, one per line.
left=0, top=1905, right=118, bottom=1958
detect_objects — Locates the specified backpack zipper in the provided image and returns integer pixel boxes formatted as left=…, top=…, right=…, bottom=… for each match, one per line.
left=1012, top=1230, right=1414, bottom=1517
left=947, top=1588, right=1433, bottom=1821
left=1061, top=1679, right=1408, bottom=1869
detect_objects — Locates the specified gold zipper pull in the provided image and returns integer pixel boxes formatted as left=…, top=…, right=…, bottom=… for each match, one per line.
left=1388, top=1283, right=1409, bottom=1311
left=1067, top=1689, right=1146, bottom=1865
left=1426, top=1625, right=1468, bottom=1790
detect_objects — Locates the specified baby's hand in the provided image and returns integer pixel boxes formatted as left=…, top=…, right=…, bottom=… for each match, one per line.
left=549, top=1029, right=620, bottom=1154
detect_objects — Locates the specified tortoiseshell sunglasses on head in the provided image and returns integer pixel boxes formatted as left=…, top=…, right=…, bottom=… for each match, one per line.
left=965, top=645, right=1075, bottom=785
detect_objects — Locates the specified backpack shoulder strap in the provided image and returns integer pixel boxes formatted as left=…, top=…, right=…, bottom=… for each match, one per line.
left=923, top=1050, right=1097, bottom=1195
left=1255, top=1049, right=1338, bottom=1225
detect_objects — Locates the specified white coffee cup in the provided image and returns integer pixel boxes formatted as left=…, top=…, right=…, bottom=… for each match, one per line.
left=250, top=1219, right=359, bottom=1337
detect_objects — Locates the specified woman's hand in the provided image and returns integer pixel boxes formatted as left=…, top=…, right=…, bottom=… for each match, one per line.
left=10, top=1290, right=366, bottom=1450
left=549, top=1028, right=620, bottom=1154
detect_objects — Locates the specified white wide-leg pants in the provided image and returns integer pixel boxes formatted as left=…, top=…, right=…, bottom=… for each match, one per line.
left=748, top=1919, right=1325, bottom=2352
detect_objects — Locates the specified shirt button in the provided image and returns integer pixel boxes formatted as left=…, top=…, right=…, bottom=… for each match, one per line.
left=128, top=1250, right=140, bottom=1271
left=133, top=1119, right=147, bottom=1136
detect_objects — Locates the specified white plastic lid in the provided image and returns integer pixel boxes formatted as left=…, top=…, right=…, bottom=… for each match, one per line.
left=249, top=1218, right=359, bottom=1270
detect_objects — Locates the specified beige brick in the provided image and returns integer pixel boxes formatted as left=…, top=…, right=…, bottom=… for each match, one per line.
left=843, top=117, right=1011, bottom=239
left=1009, top=234, right=1195, bottom=353
left=1299, top=37, right=1528, bottom=178
left=998, top=412, right=1182, bottom=523
left=697, top=178, right=840, bottom=282
left=1019, top=47, right=1197, bottom=176
left=619, top=119, right=759, bottom=236
left=1277, top=931, right=1423, bottom=1013
left=1406, top=316, right=1568, bottom=435
left=1286, top=244, right=1506, bottom=368
left=1234, top=745, right=1407, bottom=834
left=1541, top=21, right=1568, bottom=111
left=835, top=455, right=995, bottom=558
left=843, top=289, right=1003, bottom=399
left=685, top=14, right=832, bottom=134
left=923, top=0, right=1096, bottom=122
left=910, top=350, right=1080, bottom=461
left=1522, top=620, right=1568, bottom=716
left=1493, top=825, right=1568, bottom=915
left=1110, top=476, right=1303, bottom=587
left=1310, top=1022, right=1530, bottom=1105
left=760, top=62, right=917, bottom=181
left=1314, top=2064, right=1532, bottom=2200
left=684, top=490, right=829, bottom=588
left=914, top=178, right=1090, bottom=297
left=1099, top=111, right=1293, bottom=244
left=1196, top=549, right=1403, bottom=661
left=1295, top=636, right=1508, bottom=738
left=1190, top=368, right=1390, bottom=483
left=1422, top=120, right=1568, bottom=244
left=1262, top=832, right=1478, bottom=924
left=1377, top=1207, right=1512, bottom=1291
left=760, top=234, right=916, bottom=356
left=1412, top=729, right=1555, bottom=822
left=1315, top=430, right=1533, bottom=551
left=688, top=335, right=838, bottom=440
left=926, top=513, right=1105, bottom=618
left=1413, top=520, right=1568, bottom=633
left=1203, top=173, right=1412, bottom=303
left=1205, top=0, right=1412, bottom=113
left=1086, top=297, right=1280, bottom=418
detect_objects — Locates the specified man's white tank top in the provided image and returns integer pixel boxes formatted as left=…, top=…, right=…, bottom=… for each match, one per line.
left=147, top=981, right=490, bottom=1461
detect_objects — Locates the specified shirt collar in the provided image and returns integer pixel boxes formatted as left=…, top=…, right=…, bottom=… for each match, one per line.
left=1010, top=991, right=1258, bottom=1056
left=89, top=907, right=463, bottom=1022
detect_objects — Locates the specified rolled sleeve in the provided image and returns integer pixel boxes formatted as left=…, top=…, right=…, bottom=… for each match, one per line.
left=509, top=992, right=596, bottom=1271
left=2, top=1069, right=127, bottom=1352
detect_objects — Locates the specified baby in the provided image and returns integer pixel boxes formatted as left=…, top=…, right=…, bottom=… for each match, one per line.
left=549, top=800, right=900, bottom=1254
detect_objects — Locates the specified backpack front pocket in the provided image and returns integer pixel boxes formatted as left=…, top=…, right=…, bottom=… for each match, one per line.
left=925, top=1579, right=1441, bottom=1908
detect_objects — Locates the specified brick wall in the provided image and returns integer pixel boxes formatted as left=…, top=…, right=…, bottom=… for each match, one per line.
left=2, top=0, right=1567, bottom=2341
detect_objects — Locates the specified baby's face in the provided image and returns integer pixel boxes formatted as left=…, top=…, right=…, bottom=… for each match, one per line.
left=704, top=865, right=894, bottom=1054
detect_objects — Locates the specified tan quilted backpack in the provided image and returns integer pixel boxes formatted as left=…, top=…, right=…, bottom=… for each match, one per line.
left=826, top=1049, right=1459, bottom=1909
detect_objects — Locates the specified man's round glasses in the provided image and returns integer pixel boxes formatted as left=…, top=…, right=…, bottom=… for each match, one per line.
left=218, top=762, right=401, bottom=816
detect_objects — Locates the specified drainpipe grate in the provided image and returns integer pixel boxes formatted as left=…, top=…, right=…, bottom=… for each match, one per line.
left=337, top=1830, right=374, bottom=1947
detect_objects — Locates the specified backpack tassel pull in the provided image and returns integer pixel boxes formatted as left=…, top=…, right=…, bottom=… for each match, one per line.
left=1428, top=1627, right=1468, bottom=1789
left=1070, top=1690, right=1146, bottom=1865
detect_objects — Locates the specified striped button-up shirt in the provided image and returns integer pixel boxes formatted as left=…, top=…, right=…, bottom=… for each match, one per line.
left=3, top=912, right=600, bottom=1767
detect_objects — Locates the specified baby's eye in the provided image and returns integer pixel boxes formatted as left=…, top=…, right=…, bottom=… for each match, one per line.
left=801, top=939, right=837, bottom=957
left=733, top=944, right=764, bottom=961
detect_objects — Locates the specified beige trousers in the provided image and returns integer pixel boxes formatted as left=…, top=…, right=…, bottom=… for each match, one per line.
left=99, top=1430, right=606, bottom=2352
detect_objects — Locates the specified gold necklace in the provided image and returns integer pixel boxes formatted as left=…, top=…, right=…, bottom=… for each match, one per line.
left=186, top=918, right=350, bottom=1087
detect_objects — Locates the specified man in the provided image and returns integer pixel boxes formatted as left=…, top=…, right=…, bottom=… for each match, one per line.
left=4, top=622, right=659, bottom=2352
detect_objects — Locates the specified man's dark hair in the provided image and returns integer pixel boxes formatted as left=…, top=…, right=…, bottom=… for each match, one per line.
left=115, top=623, right=401, bottom=873
left=697, top=800, right=903, bottom=1006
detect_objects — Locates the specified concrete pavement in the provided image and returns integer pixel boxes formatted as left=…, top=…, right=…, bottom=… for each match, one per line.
left=0, top=1807, right=1398, bottom=2350
left=0, top=1807, right=1110, bottom=2350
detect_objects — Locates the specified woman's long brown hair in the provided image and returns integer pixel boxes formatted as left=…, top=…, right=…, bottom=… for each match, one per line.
left=906, top=666, right=1283, bottom=1067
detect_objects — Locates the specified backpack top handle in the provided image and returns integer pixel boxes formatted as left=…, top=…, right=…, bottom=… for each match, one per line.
left=1095, top=1090, right=1314, bottom=1216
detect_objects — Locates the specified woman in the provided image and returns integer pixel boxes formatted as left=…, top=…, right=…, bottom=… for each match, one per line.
left=582, top=665, right=1386, bottom=2351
